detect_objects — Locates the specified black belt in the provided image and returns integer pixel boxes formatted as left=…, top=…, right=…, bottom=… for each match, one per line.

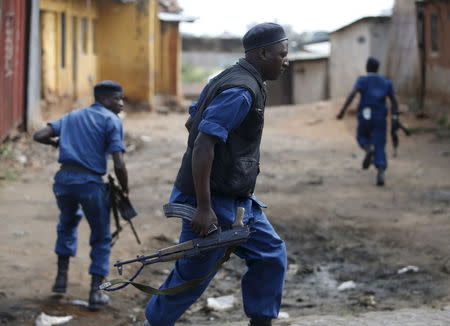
left=60, top=163, right=103, bottom=176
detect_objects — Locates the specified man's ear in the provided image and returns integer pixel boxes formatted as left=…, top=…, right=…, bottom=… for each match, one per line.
left=257, top=47, right=267, bottom=61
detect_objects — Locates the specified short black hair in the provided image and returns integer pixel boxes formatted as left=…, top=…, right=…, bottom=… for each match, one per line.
left=366, top=57, right=380, bottom=73
left=94, top=80, right=123, bottom=100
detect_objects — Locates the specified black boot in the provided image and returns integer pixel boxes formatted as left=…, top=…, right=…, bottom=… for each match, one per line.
left=52, top=255, right=69, bottom=293
left=249, top=316, right=272, bottom=326
left=88, top=274, right=110, bottom=311
left=362, top=144, right=374, bottom=170
left=376, top=167, right=385, bottom=186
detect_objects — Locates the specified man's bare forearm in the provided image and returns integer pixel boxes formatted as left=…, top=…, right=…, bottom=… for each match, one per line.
left=33, top=126, right=58, bottom=147
left=338, top=89, right=358, bottom=117
left=388, top=93, right=399, bottom=116
left=192, top=133, right=217, bottom=209
left=112, top=151, right=128, bottom=194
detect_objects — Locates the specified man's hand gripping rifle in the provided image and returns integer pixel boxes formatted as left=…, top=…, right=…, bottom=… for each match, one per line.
left=100, top=203, right=250, bottom=295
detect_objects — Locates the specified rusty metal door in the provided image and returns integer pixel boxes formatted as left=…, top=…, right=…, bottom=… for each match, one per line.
left=0, top=0, right=27, bottom=141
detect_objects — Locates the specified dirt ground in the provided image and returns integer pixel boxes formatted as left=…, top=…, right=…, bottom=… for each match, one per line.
left=0, top=99, right=449, bottom=326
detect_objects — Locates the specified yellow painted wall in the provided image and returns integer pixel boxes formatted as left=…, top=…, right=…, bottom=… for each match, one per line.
left=40, top=0, right=98, bottom=100
left=40, top=0, right=182, bottom=109
left=96, top=0, right=159, bottom=106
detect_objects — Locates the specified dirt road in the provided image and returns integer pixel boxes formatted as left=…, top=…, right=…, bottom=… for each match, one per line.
left=1, top=99, right=449, bottom=325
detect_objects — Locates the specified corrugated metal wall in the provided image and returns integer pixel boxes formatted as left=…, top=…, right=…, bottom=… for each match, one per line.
left=0, top=0, right=27, bottom=141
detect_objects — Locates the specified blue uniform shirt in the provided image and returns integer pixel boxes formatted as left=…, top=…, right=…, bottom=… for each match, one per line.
left=355, top=73, right=395, bottom=117
left=172, top=87, right=267, bottom=224
left=48, top=102, right=125, bottom=184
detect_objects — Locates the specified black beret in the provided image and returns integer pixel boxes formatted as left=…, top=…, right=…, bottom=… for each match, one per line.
left=242, top=23, right=288, bottom=53
left=94, top=80, right=123, bottom=94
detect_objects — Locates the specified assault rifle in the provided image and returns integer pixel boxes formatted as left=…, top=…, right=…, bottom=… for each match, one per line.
left=100, top=203, right=249, bottom=295
left=391, top=120, right=411, bottom=157
left=108, top=175, right=141, bottom=247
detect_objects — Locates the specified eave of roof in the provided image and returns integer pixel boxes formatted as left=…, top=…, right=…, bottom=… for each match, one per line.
left=331, top=16, right=391, bottom=34
left=288, top=51, right=329, bottom=62
left=158, top=12, right=197, bottom=22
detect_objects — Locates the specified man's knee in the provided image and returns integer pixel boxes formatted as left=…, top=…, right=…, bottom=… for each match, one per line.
left=266, top=240, right=287, bottom=274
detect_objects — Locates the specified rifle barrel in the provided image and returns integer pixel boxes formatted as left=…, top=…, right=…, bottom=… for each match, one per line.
left=114, top=252, right=160, bottom=267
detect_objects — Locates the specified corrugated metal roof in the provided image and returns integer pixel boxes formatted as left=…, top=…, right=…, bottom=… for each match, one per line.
left=288, top=51, right=329, bottom=62
left=159, top=0, right=182, bottom=13
left=114, top=0, right=183, bottom=13
left=331, top=16, right=391, bottom=34
left=158, top=12, right=196, bottom=22
left=303, top=41, right=330, bottom=56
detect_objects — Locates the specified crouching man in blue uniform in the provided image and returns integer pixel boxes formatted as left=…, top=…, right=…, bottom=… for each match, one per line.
left=337, top=57, right=399, bottom=186
left=33, top=81, right=129, bottom=311
left=143, top=23, right=289, bottom=326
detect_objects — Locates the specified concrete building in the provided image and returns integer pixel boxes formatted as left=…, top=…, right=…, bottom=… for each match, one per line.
left=266, top=52, right=329, bottom=106
left=290, top=52, right=329, bottom=105
left=28, top=0, right=193, bottom=127
left=329, top=16, right=391, bottom=98
left=266, top=42, right=330, bottom=106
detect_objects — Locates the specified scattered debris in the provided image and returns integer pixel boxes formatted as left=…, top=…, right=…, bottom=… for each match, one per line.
left=397, top=265, right=419, bottom=274
left=286, top=264, right=300, bottom=277
left=15, top=153, right=28, bottom=165
left=69, top=299, right=88, bottom=307
left=35, top=312, right=73, bottom=326
left=337, top=281, right=356, bottom=291
left=140, top=135, right=152, bottom=143
left=278, top=311, right=290, bottom=319
left=206, top=295, right=235, bottom=312
left=358, top=294, right=377, bottom=307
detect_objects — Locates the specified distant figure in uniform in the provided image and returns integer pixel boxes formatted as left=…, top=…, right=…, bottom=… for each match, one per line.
left=143, top=23, right=289, bottom=326
left=33, top=81, right=128, bottom=310
left=337, top=57, right=399, bottom=186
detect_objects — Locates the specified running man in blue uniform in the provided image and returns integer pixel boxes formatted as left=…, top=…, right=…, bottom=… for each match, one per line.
left=337, top=57, right=399, bottom=186
left=143, top=23, right=289, bottom=326
left=33, top=80, right=128, bottom=310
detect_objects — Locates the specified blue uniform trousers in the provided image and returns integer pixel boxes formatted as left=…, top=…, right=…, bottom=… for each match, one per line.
left=145, top=202, right=287, bottom=326
left=53, top=182, right=111, bottom=276
left=357, top=115, right=387, bottom=169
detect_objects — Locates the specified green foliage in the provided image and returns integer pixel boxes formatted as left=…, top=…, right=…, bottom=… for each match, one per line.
left=0, top=143, right=13, bottom=158
left=182, top=64, right=220, bottom=83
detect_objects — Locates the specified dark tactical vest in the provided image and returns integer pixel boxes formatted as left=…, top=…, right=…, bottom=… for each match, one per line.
left=175, top=58, right=266, bottom=197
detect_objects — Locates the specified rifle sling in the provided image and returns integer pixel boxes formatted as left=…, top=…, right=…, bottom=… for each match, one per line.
left=101, top=246, right=235, bottom=295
